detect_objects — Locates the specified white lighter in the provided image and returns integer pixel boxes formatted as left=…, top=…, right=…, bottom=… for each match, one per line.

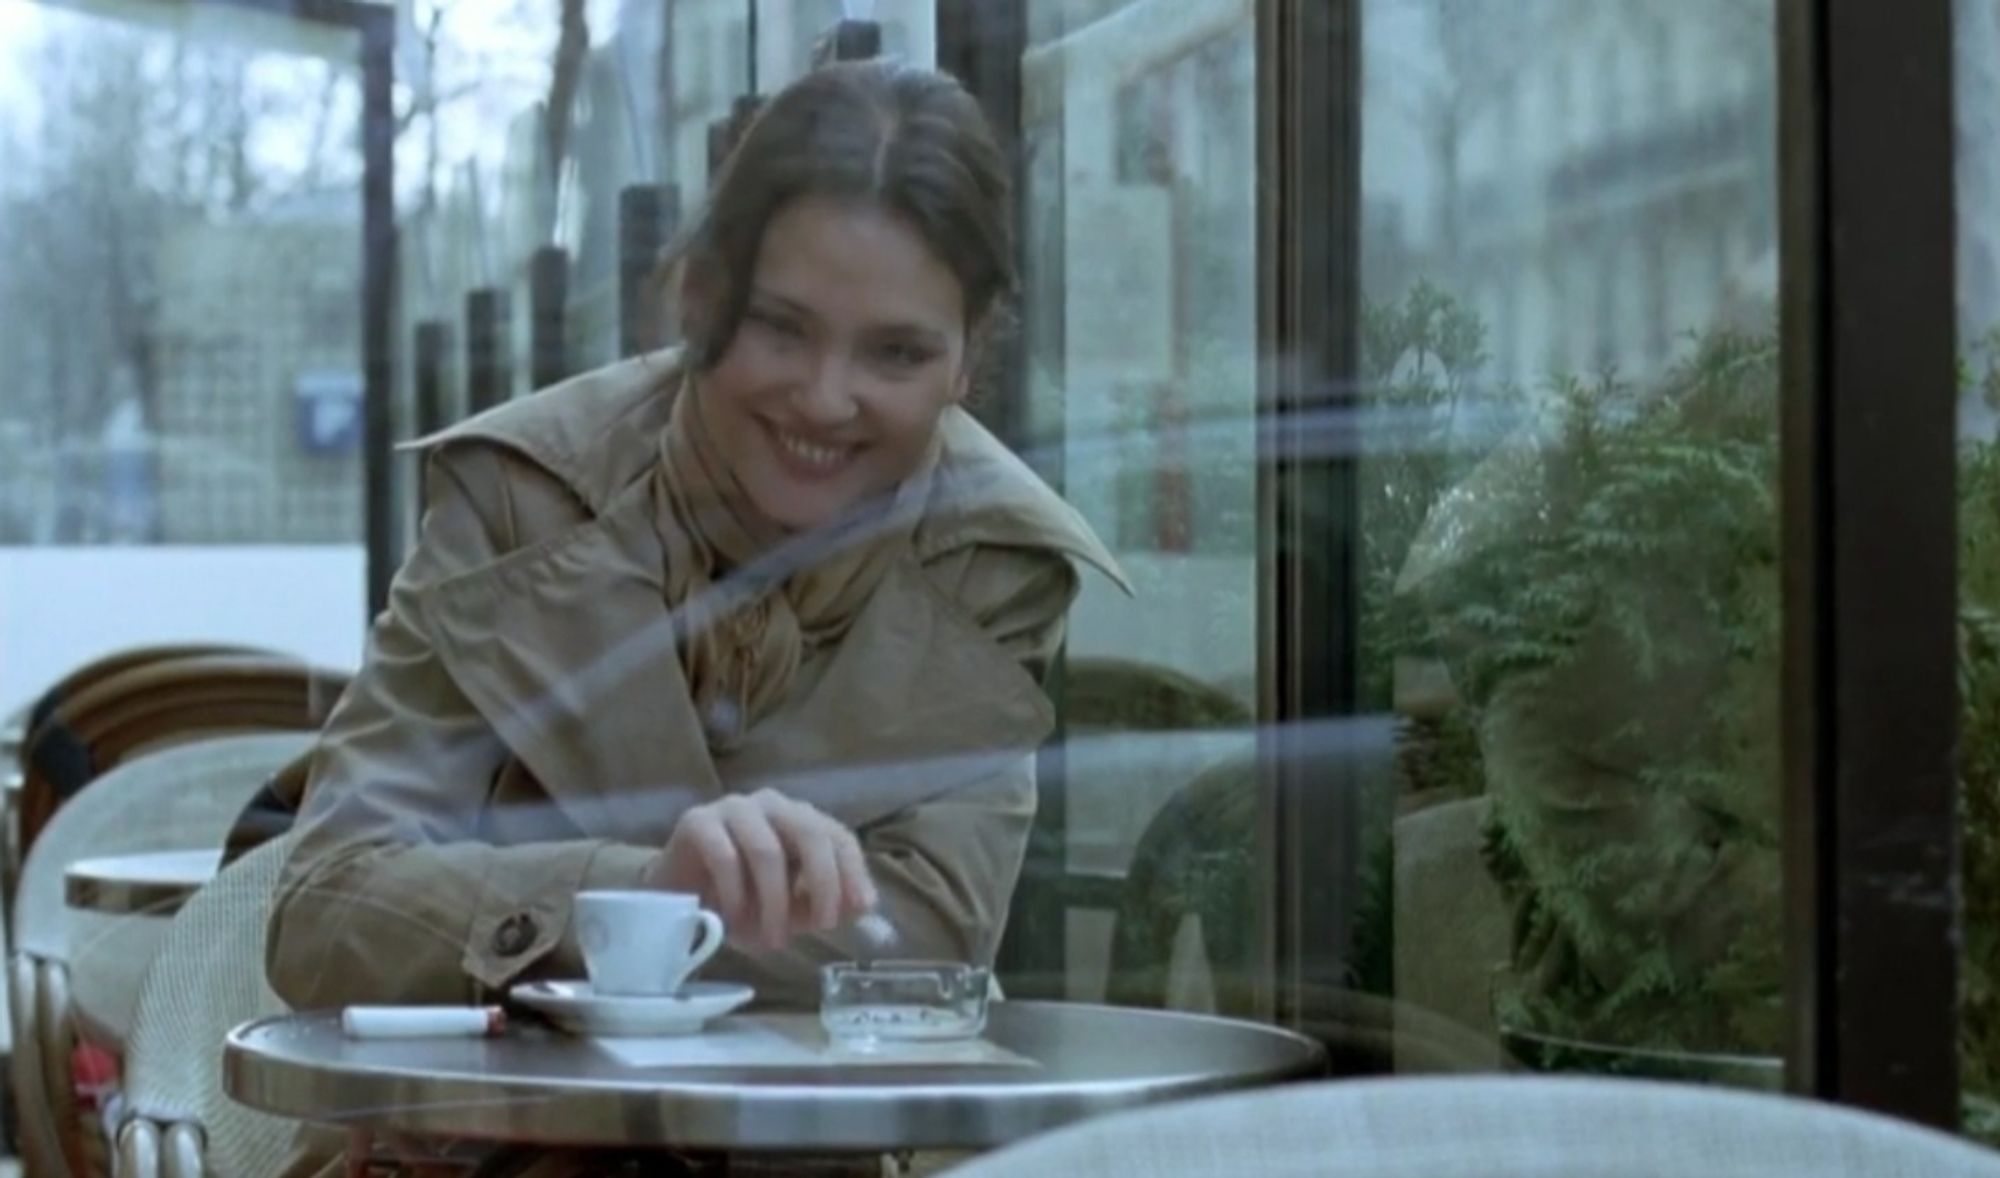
left=341, top=1006, right=507, bottom=1040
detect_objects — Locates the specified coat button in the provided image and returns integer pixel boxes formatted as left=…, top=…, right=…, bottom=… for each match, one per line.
left=492, top=913, right=538, bottom=957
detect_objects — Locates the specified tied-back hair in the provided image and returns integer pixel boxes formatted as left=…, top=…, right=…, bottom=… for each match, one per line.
left=662, top=61, right=1018, bottom=380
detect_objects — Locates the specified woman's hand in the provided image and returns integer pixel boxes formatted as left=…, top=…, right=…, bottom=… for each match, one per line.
left=643, top=789, right=879, bottom=949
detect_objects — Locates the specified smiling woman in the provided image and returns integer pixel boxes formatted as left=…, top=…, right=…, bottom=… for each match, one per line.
left=252, top=58, right=1129, bottom=1178
left=693, top=198, right=971, bottom=533
left=667, top=60, right=1011, bottom=536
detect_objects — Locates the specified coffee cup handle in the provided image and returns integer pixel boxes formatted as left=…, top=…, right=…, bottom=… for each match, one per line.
left=683, top=910, right=725, bottom=978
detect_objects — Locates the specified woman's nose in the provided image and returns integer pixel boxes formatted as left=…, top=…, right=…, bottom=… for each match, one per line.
left=792, top=355, right=860, bottom=426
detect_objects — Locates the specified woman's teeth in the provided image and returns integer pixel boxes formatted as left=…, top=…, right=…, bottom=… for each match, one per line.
left=777, top=431, right=847, bottom=469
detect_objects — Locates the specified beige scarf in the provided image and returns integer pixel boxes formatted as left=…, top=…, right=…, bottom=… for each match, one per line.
left=654, top=379, right=938, bottom=749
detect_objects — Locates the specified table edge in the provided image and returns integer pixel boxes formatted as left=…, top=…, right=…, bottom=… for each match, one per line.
left=223, top=1003, right=1329, bottom=1151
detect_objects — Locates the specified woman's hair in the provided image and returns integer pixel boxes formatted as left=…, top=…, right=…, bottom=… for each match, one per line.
left=668, top=60, right=1017, bottom=372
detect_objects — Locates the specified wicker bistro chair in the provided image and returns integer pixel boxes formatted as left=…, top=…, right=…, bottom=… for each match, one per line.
left=13, top=645, right=276, bottom=796
left=943, top=1075, right=2000, bottom=1178
left=1053, top=658, right=1254, bottom=1011
left=1104, top=755, right=1257, bottom=1016
left=115, top=834, right=299, bottom=1178
left=8, top=646, right=272, bottom=915
left=15, top=646, right=272, bottom=755
left=11, top=733, right=314, bottom=1178
left=17, top=654, right=346, bottom=860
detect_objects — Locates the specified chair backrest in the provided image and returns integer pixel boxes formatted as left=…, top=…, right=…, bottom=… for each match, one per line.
left=945, top=1076, right=2000, bottom=1178
left=1106, top=754, right=1256, bottom=1014
left=9, top=734, right=307, bottom=1178
left=17, top=643, right=272, bottom=752
left=1063, top=657, right=1252, bottom=733
left=121, top=833, right=298, bottom=1178
left=14, top=731, right=316, bottom=961
left=18, top=653, right=345, bottom=857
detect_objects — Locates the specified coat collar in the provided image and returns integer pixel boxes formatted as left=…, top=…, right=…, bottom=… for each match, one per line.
left=921, top=409, right=1132, bottom=595
left=403, top=348, right=1133, bottom=596
left=401, top=351, right=679, bottom=514
left=397, top=352, right=1127, bottom=840
left=411, top=478, right=1053, bottom=839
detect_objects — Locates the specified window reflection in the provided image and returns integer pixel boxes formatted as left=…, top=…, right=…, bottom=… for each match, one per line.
left=0, top=13, right=363, bottom=547
left=1961, top=0, right=2000, bottom=1142
left=1020, top=0, right=1260, bottom=1010
left=10, top=0, right=1996, bottom=1168
left=1365, top=0, right=1784, bottom=1082
left=0, top=0, right=369, bottom=711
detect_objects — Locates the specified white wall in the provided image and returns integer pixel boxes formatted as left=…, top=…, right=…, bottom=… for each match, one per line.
left=0, top=546, right=367, bottom=719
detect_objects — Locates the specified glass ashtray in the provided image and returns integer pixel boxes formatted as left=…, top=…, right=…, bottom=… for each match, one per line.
left=819, top=960, right=990, bottom=1047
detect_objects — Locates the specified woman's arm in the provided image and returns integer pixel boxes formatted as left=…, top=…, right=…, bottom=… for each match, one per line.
left=265, top=446, right=655, bottom=1009
left=271, top=487, right=1078, bottom=1009
left=691, top=546, right=1076, bottom=1005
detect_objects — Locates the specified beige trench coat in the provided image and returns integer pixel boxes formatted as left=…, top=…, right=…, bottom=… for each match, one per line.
left=265, top=348, right=1126, bottom=1026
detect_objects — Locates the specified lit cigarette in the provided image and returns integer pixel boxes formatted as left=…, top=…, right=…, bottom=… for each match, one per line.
left=341, top=1006, right=506, bottom=1039
left=855, top=911, right=898, bottom=949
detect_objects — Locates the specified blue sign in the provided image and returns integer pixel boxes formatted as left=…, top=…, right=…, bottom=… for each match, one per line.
left=295, top=369, right=363, bottom=455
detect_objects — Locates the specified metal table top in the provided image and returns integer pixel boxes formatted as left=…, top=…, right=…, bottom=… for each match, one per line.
left=225, top=1001, right=1327, bottom=1152
left=65, top=848, right=220, bottom=916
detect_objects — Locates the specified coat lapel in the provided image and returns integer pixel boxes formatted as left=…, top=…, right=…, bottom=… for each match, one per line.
left=718, top=557, right=1055, bottom=829
left=407, top=473, right=1058, bottom=843
left=412, top=475, right=718, bottom=842
left=921, top=408, right=1133, bottom=596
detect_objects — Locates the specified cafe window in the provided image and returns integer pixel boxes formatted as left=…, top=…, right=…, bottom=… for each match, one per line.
left=1346, top=0, right=1788, bottom=1083
left=999, top=0, right=1261, bottom=1009
left=0, top=0, right=370, bottom=700
left=0, top=0, right=1984, bottom=1169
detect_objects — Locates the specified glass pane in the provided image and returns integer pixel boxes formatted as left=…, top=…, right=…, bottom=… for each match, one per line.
left=1019, top=0, right=1262, bottom=1008
left=0, top=0, right=368, bottom=716
left=1368, top=0, right=1784, bottom=1079
left=0, top=0, right=1833, bottom=1167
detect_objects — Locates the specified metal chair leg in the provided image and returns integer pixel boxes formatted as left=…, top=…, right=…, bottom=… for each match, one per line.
left=159, top=1123, right=202, bottom=1178
left=12, top=952, right=65, bottom=1177
left=115, top=1118, right=160, bottom=1178
left=38, top=958, right=85, bottom=1177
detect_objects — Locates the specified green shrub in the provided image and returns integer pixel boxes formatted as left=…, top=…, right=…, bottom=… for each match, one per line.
left=1368, top=294, right=2000, bottom=1125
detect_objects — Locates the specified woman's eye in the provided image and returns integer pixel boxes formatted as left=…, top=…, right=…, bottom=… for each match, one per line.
left=875, top=341, right=935, bottom=370
left=750, top=309, right=804, bottom=339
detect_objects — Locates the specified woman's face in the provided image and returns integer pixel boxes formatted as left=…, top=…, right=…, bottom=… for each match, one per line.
left=693, top=196, right=971, bottom=533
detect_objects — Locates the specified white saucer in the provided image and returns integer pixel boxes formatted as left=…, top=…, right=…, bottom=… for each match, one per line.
left=510, top=979, right=755, bottom=1037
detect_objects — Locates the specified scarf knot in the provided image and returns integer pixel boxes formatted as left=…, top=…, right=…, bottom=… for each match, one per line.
left=655, top=381, right=936, bottom=750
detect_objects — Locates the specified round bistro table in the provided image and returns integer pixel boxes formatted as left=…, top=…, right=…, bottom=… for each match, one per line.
left=226, top=1000, right=1327, bottom=1170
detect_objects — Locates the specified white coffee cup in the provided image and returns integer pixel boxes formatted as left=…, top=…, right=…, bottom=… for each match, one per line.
left=574, top=890, right=725, bottom=997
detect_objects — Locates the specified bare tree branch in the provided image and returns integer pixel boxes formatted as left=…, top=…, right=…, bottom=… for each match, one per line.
left=545, top=0, right=590, bottom=178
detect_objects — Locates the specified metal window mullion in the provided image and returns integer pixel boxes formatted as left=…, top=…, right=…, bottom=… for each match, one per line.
left=1779, top=0, right=1960, bottom=1129
left=1256, top=0, right=1363, bottom=1035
